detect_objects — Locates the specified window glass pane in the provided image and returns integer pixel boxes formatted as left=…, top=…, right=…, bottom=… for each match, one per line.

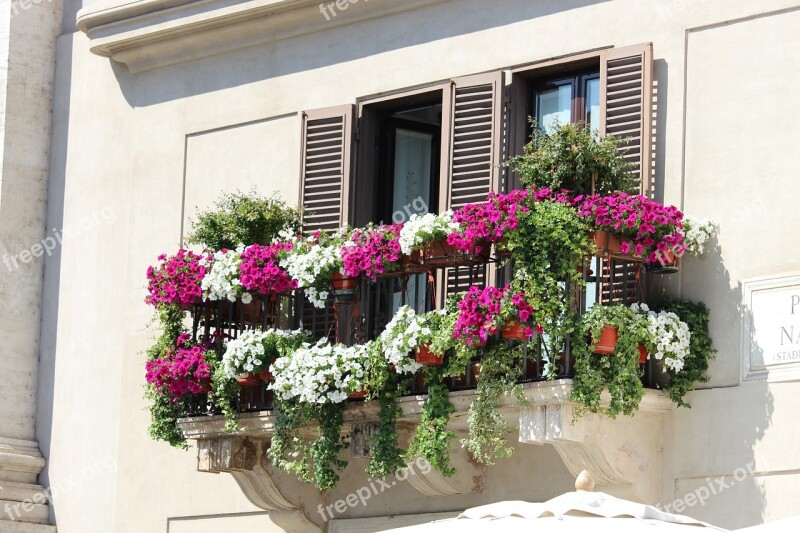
left=586, top=77, right=601, bottom=132
left=537, top=84, right=572, bottom=132
left=392, top=128, right=433, bottom=313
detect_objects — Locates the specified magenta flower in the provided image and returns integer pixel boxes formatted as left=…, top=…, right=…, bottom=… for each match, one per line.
left=239, top=242, right=297, bottom=295
left=145, top=335, right=213, bottom=401
left=145, top=249, right=209, bottom=308
left=454, top=285, right=536, bottom=344
left=341, top=224, right=403, bottom=280
left=448, top=190, right=530, bottom=253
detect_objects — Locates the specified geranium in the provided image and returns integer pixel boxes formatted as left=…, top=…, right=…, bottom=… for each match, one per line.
left=399, top=212, right=460, bottom=255
left=576, top=192, right=686, bottom=264
left=222, top=328, right=311, bottom=378
left=146, top=334, right=212, bottom=400
left=279, top=231, right=344, bottom=308
left=374, top=306, right=426, bottom=374
left=341, top=224, right=403, bottom=280
left=201, top=245, right=252, bottom=303
left=448, top=190, right=530, bottom=254
left=270, top=340, right=367, bottom=404
left=145, top=249, right=209, bottom=308
left=632, top=303, right=691, bottom=373
left=239, top=242, right=298, bottom=295
left=681, top=215, right=717, bottom=255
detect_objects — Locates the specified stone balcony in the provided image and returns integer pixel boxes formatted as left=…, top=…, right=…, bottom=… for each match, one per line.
left=179, top=380, right=673, bottom=533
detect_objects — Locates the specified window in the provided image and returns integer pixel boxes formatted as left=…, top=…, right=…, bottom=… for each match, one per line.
left=532, top=71, right=600, bottom=132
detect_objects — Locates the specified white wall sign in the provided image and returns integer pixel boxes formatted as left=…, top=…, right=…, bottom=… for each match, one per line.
left=742, top=275, right=800, bottom=381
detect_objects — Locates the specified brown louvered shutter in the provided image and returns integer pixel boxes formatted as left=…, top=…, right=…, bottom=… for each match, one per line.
left=600, top=43, right=653, bottom=197
left=299, top=105, right=354, bottom=338
left=597, top=44, right=653, bottom=305
left=443, top=72, right=504, bottom=295
left=445, top=72, right=504, bottom=209
left=300, top=105, right=354, bottom=232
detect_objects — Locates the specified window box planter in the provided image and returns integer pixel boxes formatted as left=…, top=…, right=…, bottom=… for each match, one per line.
left=421, top=238, right=490, bottom=268
left=502, top=320, right=531, bottom=341
left=347, top=390, right=367, bottom=400
left=257, top=369, right=274, bottom=382
left=591, top=231, right=623, bottom=255
left=415, top=344, right=445, bottom=366
left=236, top=373, right=261, bottom=386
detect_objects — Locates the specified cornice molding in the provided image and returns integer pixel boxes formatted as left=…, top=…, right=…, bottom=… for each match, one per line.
left=77, top=0, right=451, bottom=73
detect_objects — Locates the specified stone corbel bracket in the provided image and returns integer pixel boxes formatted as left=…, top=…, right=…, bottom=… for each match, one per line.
left=197, top=437, right=321, bottom=533
left=518, top=389, right=674, bottom=503
left=77, top=0, right=451, bottom=73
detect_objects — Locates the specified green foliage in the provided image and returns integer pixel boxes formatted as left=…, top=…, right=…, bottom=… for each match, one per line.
left=407, top=367, right=456, bottom=476
left=366, top=392, right=406, bottom=479
left=146, top=386, right=190, bottom=448
left=268, top=398, right=349, bottom=491
left=570, top=304, right=649, bottom=418
left=461, top=343, right=527, bottom=465
left=509, top=199, right=593, bottom=357
left=507, top=121, right=636, bottom=195
left=211, top=364, right=242, bottom=433
left=657, top=300, right=714, bottom=407
left=187, top=190, right=302, bottom=250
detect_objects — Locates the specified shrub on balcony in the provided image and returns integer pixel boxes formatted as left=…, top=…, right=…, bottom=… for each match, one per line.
left=187, top=190, right=302, bottom=250
left=507, top=121, right=636, bottom=195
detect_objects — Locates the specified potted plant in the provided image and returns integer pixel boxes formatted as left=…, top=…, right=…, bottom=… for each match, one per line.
left=575, top=192, right=686, bottom=264
left=268, top=340, right=368, bottom=491
left=238, top=242, right=298, bottom=295
left=680, top=215, right=717, bottom=256
left=570, top=304, right=650, bottom=418
left=145, top=249, right=210, bottom=310
left=186, top=190, right=302, bottom=251
left=145, top=333, right=215, bottom=401
left=407, top=367, right=457, bottom=476
left=447, top=190, right=529, bottom=257
left=399, top=211, right=460, bottom=261
left=279, top=230, right=346, bottom=308
left=340, top=223, right=404, bottom=281
left=506, top=120, right=636, bottom=195
left=499, top=288, right=537, bottom=341
left=453, top=285, right=505, bottom=347
left=222, top=328, right=312, bottom=385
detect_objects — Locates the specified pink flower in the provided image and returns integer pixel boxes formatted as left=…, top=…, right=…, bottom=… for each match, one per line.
left=341, top=224, right=403, bottom=280
left=145, top=249, right=209, bottom=308
left=239, top=242, right=297, bottom=295
left=449, top=190, right=529, bottom=253
left=145, top=336, right=213, bottom=401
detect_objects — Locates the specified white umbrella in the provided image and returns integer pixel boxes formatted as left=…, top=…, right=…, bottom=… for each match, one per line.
left=734, top=517, right=800, bottom=532
left=379, top=471, right=726, bottom=533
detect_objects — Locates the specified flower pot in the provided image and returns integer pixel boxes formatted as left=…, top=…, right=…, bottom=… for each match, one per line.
left=422, top=238, right=490, bottom=267
left=592, top=325, right=619, bottom=355
left=348, top=390, right=367, bottom=400
left=647, top=249, right=680, bottom=274
left=502, top=320, right=531, bottom=341
left=415, top=344, right=445, bottom=366
left=637, top=344, right=648, bottom=365
left=331, top=272, right=357, bottom=291
left=399, top=250, right=429, bottom=274
left=199, top=378, right=213, bottom=394
left=258, top=369, right=274, bottom=382
left=236, top=373, right=261, bottom=386
left=472, top=338, right=487, bottom=349
left=591, top=231, right=623, bottom=255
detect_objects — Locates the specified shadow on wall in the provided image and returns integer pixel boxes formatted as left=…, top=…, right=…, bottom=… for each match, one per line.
left=110, top=0, right=610, bottom=107
left=667, top=230, right=774, bottom=529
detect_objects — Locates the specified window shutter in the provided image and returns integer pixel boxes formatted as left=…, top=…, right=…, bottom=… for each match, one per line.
left=445, top=71, right=505, bottom=209
left=300, top=105, right=354, bottom=232
left=443, top=72, right=505, bottom=295
left=299, top=105, right=354, bottom=339
left=600, top=43, right=653, bottom=196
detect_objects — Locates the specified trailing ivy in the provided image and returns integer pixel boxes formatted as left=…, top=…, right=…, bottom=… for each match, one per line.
left=657, top=299, right=714, bottom=407
left=309, top=403, right=349, bottom=491
left=407, top=366, right=456, bottom=476
left=461, top=343, right=526, bottom=465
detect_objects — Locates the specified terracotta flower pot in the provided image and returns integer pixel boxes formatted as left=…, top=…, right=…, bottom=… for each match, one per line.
left=236, top=373, right=261, bottom=386
left=637, top=344, right=649, bottom=365
left=348, top=390, right=367, bottom=400
left=331, top=272, right=357, bottom=291
left=592, top=325, right=619, bottom=355
left=502, top=320, right=530, bottom=341
left=257, top=369, right=274, bottom=382
left=399, top=250, right=428, bottom=274
left=591, top=231, right=623, bottom=255
left=472, top=338, right=487, bottom=349
left=415, top=344, right=445, bottom=366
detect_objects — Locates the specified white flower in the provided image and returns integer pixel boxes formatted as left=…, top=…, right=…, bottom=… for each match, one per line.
left=375, top=306, right=425, bottom=374
left=398, top=211, right=461, bottom=255
left=632, top=304, right=691, bottom=372
left=222, top=328, right=309, bottom=378
left=202, top=245, right=253, bottom=303
left=681, top=215, right=717, bottom=256
left=279, top=235, right=342, bottom=308
left=269, top=340, right=368, bottom=404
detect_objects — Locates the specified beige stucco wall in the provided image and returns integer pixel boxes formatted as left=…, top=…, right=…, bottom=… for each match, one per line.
left=34, top=0, right=800, bottom=531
